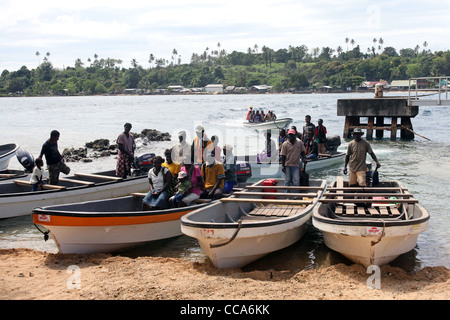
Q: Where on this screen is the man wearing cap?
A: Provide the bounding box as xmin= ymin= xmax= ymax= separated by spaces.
xmin=191 ymin=125 xmax=213 ymax=165
xmin=343 ymin=128 xmax=381 ymax=187
xmin=116 ymin=123 xmax=135 ymax=178
xmin=280 ymin=129 xmax=307 ymax=189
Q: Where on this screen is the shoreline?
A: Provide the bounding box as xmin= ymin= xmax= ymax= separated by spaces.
xmin=0 ymin=248 xmax=448 ymax=300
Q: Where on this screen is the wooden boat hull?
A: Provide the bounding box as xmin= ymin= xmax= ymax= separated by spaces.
xmin=0 ymin=143 xmax=19 ymax=171
xmin=312 ymin=179 xmax=430 ymax=267
xmin=33 ymin=196 xmax=211 ymax=254
xmin=0 ymin=171 xmax=148 ymax=219
xmin=243 ymin=118 xmax=293 ymax=130
xmin=237 ymin=152 xmax=345 ymax=180
xmin=181 ymin=179 xmax=326 ymax=268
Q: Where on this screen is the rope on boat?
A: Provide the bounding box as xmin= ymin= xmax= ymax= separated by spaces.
xmin=210 ymin=220 xmax=243 ymax=249
xmin=34 ymin=223 xmax=50 ymax=241
xmin=370 ymin=220 xmax=386 ymax=246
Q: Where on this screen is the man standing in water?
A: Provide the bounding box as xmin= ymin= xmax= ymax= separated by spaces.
xmin=343 ymin=128 xmax=381 ymax=186
xmin=37 ymin=130 xmax=70 ymax=185
xmin=116 ymin=122 xmax=135 ymax=178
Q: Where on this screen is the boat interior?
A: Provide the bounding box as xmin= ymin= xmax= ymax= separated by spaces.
xmin=185 ymin=179 xmax=325 ymax=224
xmin=317 ymin=177 xmax=426 ymax=221
xmin=0 ymin=170 xmax=144 ymax=195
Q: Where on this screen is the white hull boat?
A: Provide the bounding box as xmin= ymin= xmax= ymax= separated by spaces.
xmin=0 ymin=143 xmax=19 ymax=171
xmin=181 ymin=178 xmax=326 ymax=268
xmin=238 ymin=152 xmax=345 ymax=180
xmin=33 ymin=195 xmax=213 ymax=254
xmin=0 ymin=170 xmax=149 ymax=219
xmin=243 ymin=118 xmax=293 ymax=130
xmin=312 ymin=177 xmax=430 ymax=267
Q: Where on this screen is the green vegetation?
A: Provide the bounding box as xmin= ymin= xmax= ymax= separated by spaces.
xmin=1 ymin=40 xmax=450 ymax=96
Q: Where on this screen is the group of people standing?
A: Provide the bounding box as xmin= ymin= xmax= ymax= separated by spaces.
xmin=246 ymin=106 xmax=277 ymax=123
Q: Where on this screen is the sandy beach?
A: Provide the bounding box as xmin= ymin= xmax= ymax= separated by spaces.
xmin=0 ymin=248 xmax=448 ymax=301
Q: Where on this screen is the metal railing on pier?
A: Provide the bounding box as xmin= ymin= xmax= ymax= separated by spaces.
xmin=408 ymin=76 xmax=449 ymax=106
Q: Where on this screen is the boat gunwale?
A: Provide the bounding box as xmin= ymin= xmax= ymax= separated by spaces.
xmin=0 ymin=173 xmax=147 ymax=199
xmin=181 ymin=179 xmax=326 ymax=230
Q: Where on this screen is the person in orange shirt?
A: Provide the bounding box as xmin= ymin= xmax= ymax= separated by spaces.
xmin=200 ymin=152 xmax=225 ymax=200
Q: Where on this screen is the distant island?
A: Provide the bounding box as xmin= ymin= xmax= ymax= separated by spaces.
xmin=1 ymin=40 xmax=449 ymax=96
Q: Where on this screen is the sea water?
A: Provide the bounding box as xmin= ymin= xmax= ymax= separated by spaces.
xmin=0 ymin=93 xmax=449 ymax=271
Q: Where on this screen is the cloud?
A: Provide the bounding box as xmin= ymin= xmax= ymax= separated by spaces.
xmin=0 ymin=0 xmax=449 ymax=70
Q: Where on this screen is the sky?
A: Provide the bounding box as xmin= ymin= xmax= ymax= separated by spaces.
xmin=1 ymin=0 xmax=449 ymax=71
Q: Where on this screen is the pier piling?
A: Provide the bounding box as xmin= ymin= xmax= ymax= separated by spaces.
xmin=337 ymin=98 xmax=418 ymax=140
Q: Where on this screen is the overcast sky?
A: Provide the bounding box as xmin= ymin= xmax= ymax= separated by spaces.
xmin=1 ymin=0 xmax=449 ymax=71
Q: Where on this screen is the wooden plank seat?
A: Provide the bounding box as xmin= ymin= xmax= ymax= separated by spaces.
xmin=59 ymin=177 xmax=95 ymax=186
xmin=234 ymin=191 xmax=318 ymax=198
xmin=13 ymin=179 xmax=66 ymax=190
xmin=74 ymin=173 xmax=123 ymax=181
xmin=249 ymin=205 xmax=303 ymax=217
xmin=221 ymin=198 xmax=313 ymax=205
xmin=335 ymin=204 xmax=402 ymax=217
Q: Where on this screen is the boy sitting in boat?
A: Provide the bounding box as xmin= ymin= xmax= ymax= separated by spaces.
xmin=30 ymin=158 xmax=45 ymax=192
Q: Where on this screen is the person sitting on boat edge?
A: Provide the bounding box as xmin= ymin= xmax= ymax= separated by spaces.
xmin=305 ymin=137 xmax=319 ymax=160
xmin=37 ymin=130 xmax=70 ymax=185
xmin=178 ymin=156 xmax=205 ymax=206
xmin=201 ymin=152 xmax=225 ymax=200
xmin=162 ymin=148 xmax=181 ymax=197
xmin=169 ymin=171 xmax=192 ymax=208
xmin=116 ymin=123 xmax=135 ymax=179
xmin=211 ymin=135 xmax=222 ymax=162
xmin=142 ymin=156 xmax=172 ymax=210
xmin=222 ymin=144 xmax=237 ymax=194
xmin=253 ymin=110 xmax=263 ymax=123
xmin=30 ymin=158 xmax=45 ymax=191
xmin=260 ymin=109 xmax=266 ymax=122
xmin=343 ymin=128 xmax=381 ymax=187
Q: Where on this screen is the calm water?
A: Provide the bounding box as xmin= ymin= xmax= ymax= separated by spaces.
xmin=1 ymin=93 xmax=449 ymax=272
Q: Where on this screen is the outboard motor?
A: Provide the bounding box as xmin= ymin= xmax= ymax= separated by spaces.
xmin=133 ymin=153 xmax=156 ymax=175
xmin=326 ymin=135 xmax=341 ymax=154
xmin=16 ymin=147 xmax=35 ymax=172
xmin=236 ymin=162 xmax=252 ymax=183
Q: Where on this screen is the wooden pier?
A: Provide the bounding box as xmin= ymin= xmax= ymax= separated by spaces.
xmin=337 ymin=97 xmax=419 ymax=140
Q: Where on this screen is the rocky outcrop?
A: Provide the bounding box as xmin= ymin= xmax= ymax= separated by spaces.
xmin=63 ymin=129 xmax=171 ymax=162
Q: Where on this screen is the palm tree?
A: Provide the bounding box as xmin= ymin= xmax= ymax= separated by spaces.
xmin=350 ymin=39 xmax=355 ymax=50
xmin=46 ymin=52 xmax=51 ymax=60
xmin=254 ymin=44 xmax=259 ymax=54
xmin=149 ymin=54 xmax=155 ymax=68
xmin=378 ymin=38 xmax=384 ymax=52
xmin=36 ymin=51 xmax=41 ymax=65
xmin=345 ymin=38 xmax=349 ymax=51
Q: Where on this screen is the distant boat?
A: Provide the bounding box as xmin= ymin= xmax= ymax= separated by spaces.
xmin=33 ymin=195 xmax=214 ymax=254
xmin=237 ymin=152 xmax=345 ymax=180
xmin=0 ymin=143 xmax=19 ymax=171
xmin=243 ymin=118 xmax=293 ymax=130
xmin=313 ymin=176 xmax=430 ymax=267
xmin=181 ymin=178 xmax=326 ymax=268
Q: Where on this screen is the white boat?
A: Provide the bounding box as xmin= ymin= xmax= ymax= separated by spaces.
xmin=243 ymin=117 xmax=293 ymax=130
xmin=0 ymin=143 xmax=19 ymax=171
xmin=181 ymin=178 xmax=326 ymax=268
xmin=33 ymin=195 xmax=213 ymax=254
xmin=238 ymin=152 xmax=345 ymax=180
xmin=0 ymin=170 xmax=149 ymax=219
xmin=312 ymin=176 xmax=430 ymax=267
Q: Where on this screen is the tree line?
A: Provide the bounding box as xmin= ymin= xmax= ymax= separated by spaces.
xmin=1 ymin=40 xmax=449 ymax=96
